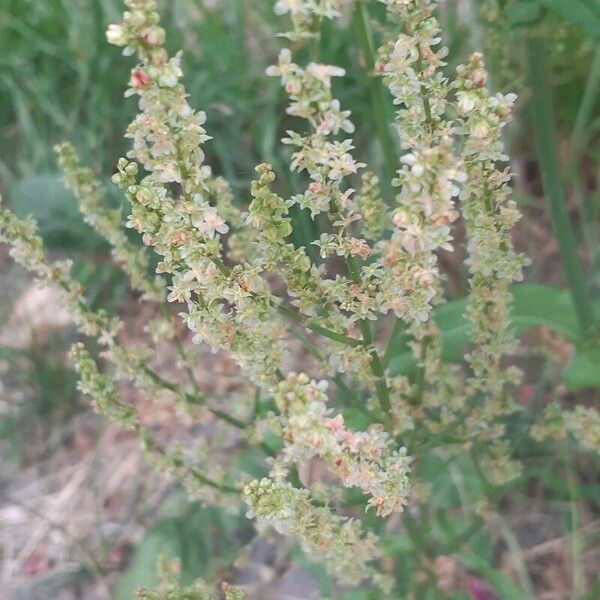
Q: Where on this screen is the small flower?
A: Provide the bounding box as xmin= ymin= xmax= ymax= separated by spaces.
xmin=130 ymin=69 xmax=150 ymax=88
xmin=196 ymin=206 xmax=229 ymax=238
xmin=348 ymin=237 xmax=371 ymax=259
xmin=274 ymin=0 xmax=311 ymax=17
xmin=266 ymin=48 xmax=294 ymax=78
xmin=106 ymin=24 xmax=126 ymax=46
xmin=157 ymin=161 xmax=182 ymax=183
xmin=306 ymin=62 xmax=345 ymax=86
xmin=471 ymin=68 xmax=488 ymax=88
xmin=457 ymin=91 xmax=477 ymax=115
xmin=327 ymin=413 xmax=345 ymax=433
xmin=491 ymin=92 xmax=518 ymax=118
xmin=470 ymin=119 xmax=491 ymax=140
xmin=142 ymin=27 xmax=165 ymax=47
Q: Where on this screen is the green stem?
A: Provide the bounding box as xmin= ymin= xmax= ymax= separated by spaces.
xmin=287 ymin=325 xmax=372 ymax=417
xmin=571 ymin=46 xmax=600 ymax=158
xmin=210 ymin=255 xmax=363 ymax=347
xmin=276 ymin=303 xmax=363 ymax=347
xmin=413 ymin=335 xmax=431 ymax=406
xmin=383 ymin=317 xmax=406 ymax=366
xmin=345 ymin=257 xmax=393 ymax=427
xmin=141 ymin=422 xmax=242 ymax=494
xmin=353 ymin=0 xmax=397 ymax=188
xmin=141 ymin=365 xmax=248 ymax=430
xmin=159 ymin=303 xmax=203 ymax=397
xmin=415 ymin=54 xmax=434 ymax=126
xmin=188 ymin=466 xmax=241 ymax=494
xmin=365 ymin=335 xmax=393 ymax=423
xmin=569 ymin=46 xmax=600 ymax=274
xmin=526 ymin=36 xmax=596 ymax=337
xmin=564 ymin=444 xmax=584 ymax=598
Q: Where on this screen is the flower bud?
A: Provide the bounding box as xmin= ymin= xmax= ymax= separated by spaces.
xmin=470 ymin=119 xmax=490 ymax=140
xmin=457 ymin=92 xmax=476 ymax=115
xmin=106 ymin=24 xmax=126 ymax=46
xmin=130 ymin=69 xmax=150 ymax=88
xmin=471 ymin=69 xmax=487 ymax=88
xmin=142 ymin=27 xmax=165 ymax=47
xmin=392 ymin=208 xmax=410 ymax=228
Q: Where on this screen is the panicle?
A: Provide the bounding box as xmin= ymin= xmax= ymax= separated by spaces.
xmin=243 ymin=477 xmax=389 ymax=588
xmin=271 ymin=372 xmax=411 ymax=516
xmin=1 ymin=0 xmax=595 ymax=594
xmin=108 ymin=0 xmax=288 ymax=387
xmin=273 ymin=0 xmax=351 ymax=40
xmin=55 ymin=142 xmax=165 ymax=302
xmin=135 ymin=554 xmax=246 ymax=599
xmin=375 ymin=0 xmax=461 ymax=326
xmin=454 ymin=53 xmax=527 ymax=417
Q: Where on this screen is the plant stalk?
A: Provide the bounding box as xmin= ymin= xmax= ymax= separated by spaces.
xmin=345 ymin=256 xmax=393 ymax=427
xmin=353 ymin=0 xmax=397 ymax=188
xmin=526 ymin=35 xmax=596 ymax=337
xmin=569 ymin=46 xmax=600 ymax=275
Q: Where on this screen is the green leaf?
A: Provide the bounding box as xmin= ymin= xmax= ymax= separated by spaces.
xmin=563 ymin=345 xmax=600 ymax=390
xmin=114 ymin=518 xmax=194 ymax=600
xmin=539 ymin=0 xmax=600 ymax=40
xmin=8 ymin=173 xmax=105 ymax=251
xmin=507 ymin=1 xmax=543 ymax=27
xmin=114 ymin=503 xmax=239 ymax=600
xmin=510 ymin=284 xmax=581 ymax=340
xmin=387 ymin=284 xmax=584 ymax=378
xmin=417 ymin=453 xmax=485 ymax=509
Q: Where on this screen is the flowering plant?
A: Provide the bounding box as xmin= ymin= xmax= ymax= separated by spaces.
xmin=1 ymin=0 xmax=598 ymax=596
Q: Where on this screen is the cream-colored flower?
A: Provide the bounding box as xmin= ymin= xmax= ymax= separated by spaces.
xmin=306 ymin=62 xmax=345 ymax=85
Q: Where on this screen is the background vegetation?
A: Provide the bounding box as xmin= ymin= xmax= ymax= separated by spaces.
xmin=1 ymin=0 xmax=599 ymax=598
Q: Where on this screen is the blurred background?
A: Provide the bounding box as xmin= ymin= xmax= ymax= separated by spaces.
xmin=0 ymin=0 xmax=599 ymax=598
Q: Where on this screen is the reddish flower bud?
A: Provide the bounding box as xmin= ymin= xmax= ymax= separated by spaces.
xmin=130 ymin=69 xmax=150 ymax=88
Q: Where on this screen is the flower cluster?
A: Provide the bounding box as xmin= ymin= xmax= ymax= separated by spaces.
xmin=274 ymin=0 xmax=351 ymax=40
xmin=266 ymin=47 xmax=366 ymax=253
xmin=264 ymin=30 xmax=389 ymax=391
xmin=454 ymin=52 xmax=526 ymax=415
xmin=107 ymin=0 xmax=290 ymax=387
xmin=56 ymin=142 xmax=165 ymax=302
xmin=243 ymin=478 xmax=388 ymax=588
xmin=354 ymin=171 xmax=389 ymax=241
xmin=246 ymin=163 xmax=328 ymax=320
xmin=135 ymin=556 xmax=245 ymax=600
xmin=268 ymin=50 xmax=361 ymax=187
xmin=532 ymin=402 xmax=600 ymax=452
xmin=373 ymin=0 xmax=461 ymax=328
xmin=0 ymin=198 xmax=117 ymax=338
xmin=71 ymin=342 xmax=138 ymax=430
xmin=271 ymin=373 xmax=410 ymax=516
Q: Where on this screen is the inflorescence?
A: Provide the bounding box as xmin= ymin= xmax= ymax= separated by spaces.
xmin=1 ymin=0 xmax=597 ymax=594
